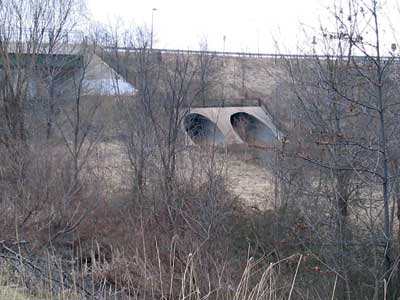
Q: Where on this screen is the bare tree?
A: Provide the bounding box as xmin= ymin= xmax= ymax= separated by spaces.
xmin=278 ymin=0 xmax=400 ymax=298
xmin=0 ymin=0 xmax=105 ymax=249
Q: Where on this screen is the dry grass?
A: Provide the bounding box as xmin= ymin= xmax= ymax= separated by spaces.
xmin=0 ymin=247 xmax=308 ymax=300
xmin=0 ymin=266 xmax=40 ymax=300
xmin=93 ymin=142 xmax=275 ymax=210
xmin=0 ymin=282 xmax=38 ymax=300
xmin=225 ymin=157 xmax=274 ymax=210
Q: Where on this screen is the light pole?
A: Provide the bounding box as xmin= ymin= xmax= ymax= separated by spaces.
xmin=223 ymin=35 xmax=226 ymax=53
xmin=150 ymin=8 xmax=157 ymax=49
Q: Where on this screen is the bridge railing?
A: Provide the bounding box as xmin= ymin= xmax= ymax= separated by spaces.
xmin=3 ymin=27 xmax=399 ymax=62
xmin=191 ymin=99 xmax=262 ymax=108
xmin=0 ymin=27 xmax=86 ymax=45
xmin=101 ymin=46 xmax=400 ymax=61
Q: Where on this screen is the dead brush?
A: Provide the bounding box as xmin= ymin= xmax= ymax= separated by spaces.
xmin=1 ymin=229 xmax=345 ymax=300
xmin=74 ymin=234 xmax=308 ymax=300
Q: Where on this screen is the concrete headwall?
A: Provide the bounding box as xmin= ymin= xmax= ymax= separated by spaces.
xmin=185 ymin=106 xmax=280 ymax=146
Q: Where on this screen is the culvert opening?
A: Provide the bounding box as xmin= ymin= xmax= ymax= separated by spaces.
xmin=230 ymin=112 xmax=275 ymax=147
xmin=184 ymin=113 xmax=225 ymax=145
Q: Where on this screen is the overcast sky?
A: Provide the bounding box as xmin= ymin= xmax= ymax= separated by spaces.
xmin=88 ymin=0 xmax=400 ymax=54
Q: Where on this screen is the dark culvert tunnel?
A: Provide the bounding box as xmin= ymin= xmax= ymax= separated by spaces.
xmin=230 ymin=112 xmax=276 ymax=148
xmin=184 ymin=113 xmax=225 ymax=145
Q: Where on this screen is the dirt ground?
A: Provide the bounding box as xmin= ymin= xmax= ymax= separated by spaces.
xmin=93 ymin=143 xmax=275 ymax=210
xmin=225 ymin=156 xmax=274 ymax=210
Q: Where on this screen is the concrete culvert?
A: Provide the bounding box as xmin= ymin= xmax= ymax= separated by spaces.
xmin=184 ymin=113 xmax=225 ymax=145
xmin=230 ymin=112 xmax=275 ymax=148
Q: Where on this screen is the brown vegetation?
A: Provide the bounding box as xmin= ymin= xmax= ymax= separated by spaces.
xmin=1 ymin=0 xmax=400 ymax=299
